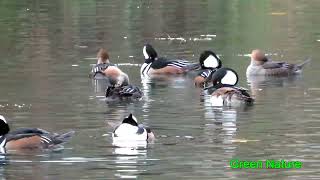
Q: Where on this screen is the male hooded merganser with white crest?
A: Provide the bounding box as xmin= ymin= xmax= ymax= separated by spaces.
xmin=90 ymin=48 xmax=129 ymax=87
xmin=140 ymin=44 xmax=200 ymax=76
xmin=112 ymin=114 xmax=154 ymax=143
xmin=0 ymin=115 xmax=74 ymax=153
xmin=194 ymin=50 xmax=222 ymax=87
xmin=105 ymin=84 xmax=143 ymax=102
xmin=205 ymin=68 xmax=254 ymax=106
xmin=246 ymin=49 xmax=311 ymax=76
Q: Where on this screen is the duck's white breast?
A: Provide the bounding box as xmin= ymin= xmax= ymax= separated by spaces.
xmin=210 ymin=95 xmax=224 ymax=106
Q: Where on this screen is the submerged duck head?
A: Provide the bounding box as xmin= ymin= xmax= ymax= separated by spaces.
xmin=251 ymin=49 xmax=268 ymax=65
xmin=143 ymin=44 xmax=158 ymax=63
xmin=0 ymin=115 xmax=10 ymax=136
xmin=211 ymin=67 xmax=239 ymax=87
xmin=199 ymin=50 xmax=222 ymax=69
xmin=113 ymin=114 xmax=155 ymax=142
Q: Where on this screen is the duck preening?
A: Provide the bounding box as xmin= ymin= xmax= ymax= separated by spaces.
xmin=246 ymin=49 xmax=311 ymax=76
xmin=90 ymin=48 xmax=129 ymax=87
xmin=194 ymin=50 xmax=222 ymax=87
xmin=105 ymin=84 xmax=143 ymax=102
xmin=112 ymin=114 xmax=154 ymax=142
xmin=205 ymin=68 xmax=254 ymax=106
xmin=140 ymin=44 xmax=200 ymax=76
xmin=0 ymin=115 xmax=74 ymax=153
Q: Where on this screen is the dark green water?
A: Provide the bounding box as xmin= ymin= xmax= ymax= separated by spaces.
xmin=0 ymin=0 xmax=320 ymax=179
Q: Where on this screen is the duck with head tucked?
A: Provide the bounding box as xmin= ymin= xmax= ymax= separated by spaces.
xmin=112 ymin=114 xmax=155 ymax=143
xmin=0 ymin=115 xmax=74 ymax=153
xmin=140 ymin=44 xmax=200 ymax=76
xmin=246 ymin=49 xmax=311 ymax=76
xmin=105 ymin=85 xmax=143 ymax=102
xmin=90 ymin=48 xmax=129 ymax=87
xmin=205 ymin=67 xmax=254 ymax=107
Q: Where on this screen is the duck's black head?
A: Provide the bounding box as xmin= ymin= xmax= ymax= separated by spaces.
xmin=0 ymin=115 xmax=10 ymax=136
xmin=199 ymin=50 xmax=222 ymax=69
xmin=122 ymin=113 xmax=138 ymax=126
xmin=211 ymin=67 xmax=239 ymax=87
xmin=143 ymin=44 xmax=158 ymax=63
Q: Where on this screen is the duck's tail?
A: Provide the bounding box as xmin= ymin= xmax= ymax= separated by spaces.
xmin=52 ymin=131 xmax=75 ymax=145
xmin=296 ymin=58 xmax=311 ymax=70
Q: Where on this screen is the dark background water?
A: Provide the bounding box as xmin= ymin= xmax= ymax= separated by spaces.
xmin=0 ymin=0 xmax=320 ymax=179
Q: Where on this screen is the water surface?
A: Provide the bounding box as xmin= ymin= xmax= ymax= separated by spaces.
xmin=0 ymin=0 xmax=320 ymax=179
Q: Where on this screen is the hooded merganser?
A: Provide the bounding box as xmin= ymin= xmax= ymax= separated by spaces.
xmin=246 ymin=49 xmax=311 ymax=76
xmin=105 ymin=85 xmax=143 ymax=102
xmin=194 ymin=50 xmax=222 ymax=87
xmin=206 ymin=68 xmax=254 ymax=106
xmin=90 ymin=48 xmax=129 ymax=87
xmin=112 ymin=114 xmax=154 ymax=142
xmin=140 ymin=44 xmax=200 ymax=76
xmin=0 ymin=115 xmax=74 ymax=153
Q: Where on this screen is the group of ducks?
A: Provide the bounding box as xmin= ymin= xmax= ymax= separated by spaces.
xmin=0 ymin=44 xmax=310 ymax=152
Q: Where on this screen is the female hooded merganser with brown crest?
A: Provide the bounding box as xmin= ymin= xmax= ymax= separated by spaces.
xmin=112 ymin=114 xmax=155 ymax=143
xmin=90 ymin=48 xmax=129 ymax=87
xmin=105 ymin=84 xmax=143 ymax=102
xmin=0 ymin=115 xmax=74 ymax=153
xmin=205 ymin=68 xmax=254 ymax=106
xmin=140 ymin=44 xmax=200 ymax=76
xmin=194 ymin=50 xmax=222 ymax=87
xmin=246 ymin=49 xmax=311 ymax=76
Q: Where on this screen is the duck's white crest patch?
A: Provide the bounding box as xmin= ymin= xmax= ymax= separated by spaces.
xmin=143 ymin=46 xmax=149 ymax=60
xmin=203 ymin=55 xmax=219 ymax=68
xmin=0 ymin=115 xmax=7 ymax=123
xmin=131 ymin=115 xmax=137 ymax=123
xmin=221 ymin=70 xmax=238 ymax=85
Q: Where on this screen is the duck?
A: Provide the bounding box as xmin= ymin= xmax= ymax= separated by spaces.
xmin=205 ymin=67 xmax=254 ymax=106
xmin=140 ymin=44 xmax=200 ymax=76
xmin=112 ymin=114 xmax=154 ymax=142
xmin=246 ymin=49 xmax=311 ymax=76
xmin=105 ymin=84 xmax=143 ymax=102
xmin=194 ymin=50 xmax=222 ymax=87
xmin=89 ymin=48 xmax=129 ymax=87
xmin=0 ymin=115 xmax=74 ymax=153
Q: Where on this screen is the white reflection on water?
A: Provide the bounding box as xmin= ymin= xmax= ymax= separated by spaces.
xmin=112 ymin=139 xmax=148 ymax=179
xmin=203 ymin=95 xmax=238 ymax=145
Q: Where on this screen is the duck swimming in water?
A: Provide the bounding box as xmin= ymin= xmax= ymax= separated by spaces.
xmin=90 ymin=48 xmax=129 ymax=87
xmin=112 ymin=114 xmax=154 ymax=142
xmin=246 ymin=49 xmax=311 ymax=76
xmin=194 ymin=50 xmax=222 ymax=87
xmin=140 ymin=44 xmax=200 ymax=76
xmin=206 ymin=68 xmax=254 ymax=106
xmin=105 ymin=84 xmax=143 ymax=102
xmin=0 ymin=115 xmax=74 ymax=153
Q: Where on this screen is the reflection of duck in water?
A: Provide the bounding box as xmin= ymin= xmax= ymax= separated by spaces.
xmin=194 ymin=50 xmax=222 ymax=87
xmin=247 ymin=49 xmax=310 ymax=76
xmin=140 ymin=44 xmax=199 ymax=77
xmin=0 ymin=115 xmax=74 ymax=153
xmin=105 ymin=85 xmax=143 ymax=102
xmin=89 ymin=48 xmax=129 ymax=87
xmin=205 ymin=68 xmax=254 ymax=107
